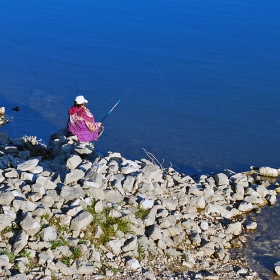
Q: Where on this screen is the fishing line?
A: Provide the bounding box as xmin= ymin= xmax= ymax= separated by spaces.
xmin=154 ymin=61 xmax=173 ymax=103
xmin=101 ymin=79 xmax=139 ymax=123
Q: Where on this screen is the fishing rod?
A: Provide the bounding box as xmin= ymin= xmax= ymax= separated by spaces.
xmin=101 ymin=79 xmax=139 ymax=123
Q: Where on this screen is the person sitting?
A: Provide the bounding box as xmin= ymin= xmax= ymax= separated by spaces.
xmin=67 ymin=95 xmax=104 ymax=142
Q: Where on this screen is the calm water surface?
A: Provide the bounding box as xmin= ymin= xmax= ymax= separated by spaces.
xmin=1 ymin=0 xmax=280 ymax=276
xmin=1 ymin=0 xmax=280 ymax=175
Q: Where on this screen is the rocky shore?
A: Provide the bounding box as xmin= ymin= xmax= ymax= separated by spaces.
xmin=0 ymin=128 xmax=279 ymax=280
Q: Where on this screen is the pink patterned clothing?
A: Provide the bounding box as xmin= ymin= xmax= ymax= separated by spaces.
xmin=67 ymin=106 xmax=101 ymax=142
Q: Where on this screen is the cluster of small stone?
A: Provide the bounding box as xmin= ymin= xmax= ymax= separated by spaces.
xmin=0 ymin=129 xmax=279 ymax=280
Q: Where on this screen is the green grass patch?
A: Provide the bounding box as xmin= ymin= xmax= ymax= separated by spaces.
xmin=135 ymin=208 xmax=150 ymax=220
xmin=71 ymin=247 xmax=82 ymax=260
xmin=50 ymin=237 xmax=69 ymax=249
xmin=85 ymin=201 xmax=133 ymax=247
xmin=49 ymin=216 xmax=70 ymax=234
xmin=61 ymin=255 xmax=72 ymax=266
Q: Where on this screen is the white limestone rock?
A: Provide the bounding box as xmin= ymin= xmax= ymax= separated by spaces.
xmin=13 ymin=198 xmax=37 ymax=212
xmin=122 ymin=236 xmax=138 ymax=252
xmin=238 ymin=201 xmax=254 ymax=212
xmin=245 ymin=222 xmax=257 ymax=230
xmin=40 ymin=226 xmax=58 ymax=241
xmin=20 ymin=215 xmax=41 ymax=237
xmin=66 ymin=155 xmax=82 ymax=170
xmin=0 ymin=191 xmax=14 ymax=205
xmin=105 ymin=239 xmax=125 ymax=255
xmin=0 ymin=214 xmax=15 ymax=231
xmin=77 ymin=261 xmax=95 ymax=274
xmin=226 ymin=221 xmax=242 ymax=235
xmin=104 ymin=190 xmax=124 ymax=203
xmin=17 ymin=159 xmax=39 ymax=171
xmin=70 ymin=211 xmax=93 ymax=232
xmin=140 ymin=198 xmax=154 ymax=210
xmin=64 ymin=169 xmax=85 ymax=185
xmin=0 ymin=254 xmax=10 ymax=268
xmin=56 ymin=260 xmax=77 ymax=275
xmin=214 ymin=173 xmax=229 ymax=186
xmin=125 ymin=258 xmax=141 ymax=270
xmin=259 ymin=166 xmax=278 ymax=177
xmin=121 ymin=160 xmax=139 ymax=174
xmin=142 ymin=164 xmax=162 ymax=181
xmin=274 ymin=262 xmax=280 ymax=275
xmin=146 ymin=225 xmax=162 ymax=241
xmin=60 ymin=185 xmax=83 ymax=200
xmin=123 ymin=176 xmax=135 ymax=193
xmin=36 ymin=176 xmax=57 ymax=190
xmin=12 ymin=230 xmax=29 ymax=255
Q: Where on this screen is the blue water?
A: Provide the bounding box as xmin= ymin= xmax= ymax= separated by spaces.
xmin=0 ymin=0 xmax=280 ymax=175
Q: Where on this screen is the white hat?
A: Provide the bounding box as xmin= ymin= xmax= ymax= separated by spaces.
xmin=75 ymin=95 xmax=88 ymax=104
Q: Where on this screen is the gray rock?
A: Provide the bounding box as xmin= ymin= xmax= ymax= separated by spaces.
xmin=40 ymin=226 xmax=58 ymax=241
xmin=0 ymin=254 xmax=10 ymax=267
xmin=5 ymin=169 xmax=19 ymax=178
xmin=121 ymin=160 xmax=139 ymax=174
xmin=85 ymin=187 xmax=105 ymax=200
xmin=66 ymin=155 xmax=82 ymax=170
xmin=160 ymin=198 xmax=177 ymax=211
xmin=238 ymin=201 xmax=254 ymax=212
xmin=0 ymin=191 xmax=14 ymax=205
xmin=105 ymin=239 xmax=124 ymax=255
xmin=64 ymin=169 xmax=85 ymax=185
xmin=104 ymin=190 xmax=124 ymax=203
xmin=9 ymin=274 xmax=27 ymax=280
xmin=144 ymin=207 xmax=158 ymax=227
xmin=274 ymin=262 xmax=280 ymax=275
xmin=201 ymin=241 xmax=215 ymax=256
xmin=0 ymin=214 xmax=15 ymax=231
xmin=20 ymin=215 xmax=41 ymax=236
xmin=214 ymin=173 xmax=229 ymax=186
xmin=146 ymin=225 xmax=162 ymax=241
xmin=36 ymin=176 xmax=57 ymax=190
xmin=245 ymin=222 xmax=257 ymax=230
xmin=12 ymin=230 xmax=28 ymax=255
xmin=60 ymin=185 xmax=83 ymax=200
xmin=265 ymin=194 xmax=277 ymax=205
xmin=70 ymin=211 xmax=93 ymax=232
xmin=122 ymin=236 xmax=138 ymax=252
xmin=123 ymin=176 xmax=135 ymax=193
xmin=38 ymin=253 xmax=50 ymax=265
xmin=13 ymin=198 xmax=37 ymax=212
xmin=125 ymin=258 xmax=141 ymax=270
xmin=77 ymin=261 xmax=95 ymax=274
xmin=226 ymin=221 xmax=242 ymax=235
xmin=142 ymin=164 xmax=162 ymax=181
xmin=56 ymin=260 xmax=77 ymax=275
xmin=17 ymin=159 xmax=39 ymax=171
xmin=259 ymin=166 xmax=278 ymax=177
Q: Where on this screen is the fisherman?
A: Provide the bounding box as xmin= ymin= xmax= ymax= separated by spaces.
xmin=67 ymin=95 xmax=104 ymax=142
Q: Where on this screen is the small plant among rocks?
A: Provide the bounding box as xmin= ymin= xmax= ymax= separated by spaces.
xmin=85 ymin=201 xmax=133 ymax=247
xmin=61 ymin=247 xmax=82 ymax=266
xmin=0 ymin=249 xmax=15 ymax=263
xmin=135 ymin=207 xmax=150 ymax=220
xmin=50 ymin=237 xmax=69 ymax=250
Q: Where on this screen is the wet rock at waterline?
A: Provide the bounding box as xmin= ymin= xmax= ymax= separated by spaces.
xmin=0 ymin=129 xmax=278 ymax=279
xmin=0 ymin=106 xmax=9 ymax=126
